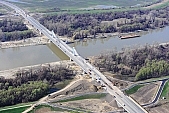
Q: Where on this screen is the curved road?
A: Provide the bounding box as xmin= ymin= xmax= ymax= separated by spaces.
xmin=142 ymin=78 xmax=169 ymax=107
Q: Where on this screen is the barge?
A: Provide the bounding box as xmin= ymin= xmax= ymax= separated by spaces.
xmin=119 ymin=34 xmax=140 ymax=39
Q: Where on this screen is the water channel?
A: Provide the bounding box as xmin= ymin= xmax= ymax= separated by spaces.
xmin=0 ymin=26 xmax=169 ymax=70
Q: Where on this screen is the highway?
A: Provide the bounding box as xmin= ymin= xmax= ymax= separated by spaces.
xmin=0 ymin=1 xmax=148 ymax=113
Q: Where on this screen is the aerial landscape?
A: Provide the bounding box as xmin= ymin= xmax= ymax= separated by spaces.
xmin=0 ymin=0 xmax=169 ymax=113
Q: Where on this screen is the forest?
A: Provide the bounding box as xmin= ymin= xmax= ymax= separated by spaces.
xmin=93 ymin=43 xmax=169 ymax=81
xmin=0 ymin=19 xmax=27 ymax=32
xmin=39 ymin=6 xmax=169 ymax=39
xmin=136 ymin=60 xmax=169 ymax=81
xmin=0 ymin=66 xmax=75 ymax=107
xmin=0 ymin=19 xmax=35 ymax=42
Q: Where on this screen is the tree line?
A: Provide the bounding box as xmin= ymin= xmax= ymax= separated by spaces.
xmin=136 ymin=60 xmax=169 ymax=81
xmin=93 ymin=44 xmax=169 ymax=81
xmin=0 ymin=19 xmax=28 ymax=32
xmin=0 ymin=19 xmax=35 ymax=42
xmin=0 ymin=30 xmax=34 ymax=41
xmin=0 ymin=81 xmax=48 ymax=107
xmin=0 ymin=66 xmax=75 ymax=107
xmin=39 ymin=6 xmax=169 ymax=39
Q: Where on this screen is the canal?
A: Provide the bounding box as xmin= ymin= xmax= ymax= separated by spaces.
xmin=0 ymin=26 xmax=169 ymax=70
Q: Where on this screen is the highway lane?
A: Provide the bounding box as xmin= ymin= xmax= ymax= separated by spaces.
xmin=0 ymin=1 xmax=148 ymax=113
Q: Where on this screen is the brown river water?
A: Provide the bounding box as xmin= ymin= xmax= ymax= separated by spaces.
xmin=0 ymin=27 xmax=169 ymax=70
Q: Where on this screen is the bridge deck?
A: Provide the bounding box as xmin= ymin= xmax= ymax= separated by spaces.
xmin=0 ymin=1 xmax=147 ymax=113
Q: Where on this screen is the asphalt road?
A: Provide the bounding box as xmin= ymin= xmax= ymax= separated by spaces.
xmin=142 ymin=78 xmax=169 ymax=107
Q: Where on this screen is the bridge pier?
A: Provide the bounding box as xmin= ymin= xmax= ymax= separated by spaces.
xmin=39 ymin=31 xmax=42 ymax=36
xmin=69 ymin=58 xmax=73 ymax=61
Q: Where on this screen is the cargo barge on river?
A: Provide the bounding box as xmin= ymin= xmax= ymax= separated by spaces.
xmin=119 ymin=34 xmax=140 ymax=39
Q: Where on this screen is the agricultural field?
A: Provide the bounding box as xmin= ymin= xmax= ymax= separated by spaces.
xmin=6 ymin=0 xmax=158 ymax=11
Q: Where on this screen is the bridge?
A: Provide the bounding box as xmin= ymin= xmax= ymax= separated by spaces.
xmin=0 ymin=1 xmax=148 ymax=113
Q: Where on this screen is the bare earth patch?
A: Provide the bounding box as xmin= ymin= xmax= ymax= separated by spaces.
xmin=35 ymin=107 xmax=69 ymax=113
xmin=149 ymin=101 xmax=169 ymax=113
xmin=35 ymin=107 xmax=52 ymax=113
xmin=57 ymin=99 xmax=118 ymax=113
xmin=130 ymin=82 xmax=160 ymax=105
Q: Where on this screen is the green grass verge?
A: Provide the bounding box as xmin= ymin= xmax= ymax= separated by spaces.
xmin=0 ymin=106 xmax=29 ymax=113
xmin=125 ymin=85 xmax=144 ymax=95
xmin=0 ymin=102 xmax=34 ymax=111
xmin=57 ymin=93 xmax=107 ymax=103
xmin=161 ymin=80 xmax=169 ymax=99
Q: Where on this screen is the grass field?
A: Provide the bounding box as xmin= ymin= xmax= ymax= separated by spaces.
xmin=7 ymin=0 xmax=158 ymax=11
xmin=0 ymin=106 xmax=29 ymax=113
xmin=0 ymin=102 xmax=34 ymax=111
xmin=57 ymin=93 xmax=107 ymax=103
xmin=125 ymin=85 xmax=144 ymax=95
xmin=161 ymin=80 xmax=169 ymax=99
xmin=0 ymin=102 xmax=34 ymax=113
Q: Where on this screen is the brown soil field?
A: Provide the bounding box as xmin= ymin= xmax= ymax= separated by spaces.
xmin=148 ymin=101 xmax=169 ymax=113
xmin=35 ymin=107 xmax=69 ymax=113
xmin=130 ymin=82 xmax=160 ymax=105
xmin=56 ymin=99 xmax=118 ymax=113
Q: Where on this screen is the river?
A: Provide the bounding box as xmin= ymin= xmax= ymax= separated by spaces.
xmin=0 ymin=27 xmax=169 ymax=70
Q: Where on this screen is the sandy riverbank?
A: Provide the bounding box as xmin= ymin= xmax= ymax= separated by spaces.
xmin=0 ymin=60 xmax=81 ymax=79
xmin=0 ymin=36 xmax=49 ymax=49
xmin=0 ymin=32 xmax=120 ymax=49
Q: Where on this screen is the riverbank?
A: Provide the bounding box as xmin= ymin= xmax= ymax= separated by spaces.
xmin=0 ymin=28 xmax=160 ymax=50
xmin=0 ymin=60 xmax=81 ymax=79
xmin=0 ymin=36 xmax=49 ymax=49
xmin=0 ymin=31 xmax=119 ymax=49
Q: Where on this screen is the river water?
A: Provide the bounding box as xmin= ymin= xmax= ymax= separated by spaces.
xmin=0 ymin=27 xmax=169 ymax=70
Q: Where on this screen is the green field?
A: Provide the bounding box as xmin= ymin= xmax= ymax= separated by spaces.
xmin=161 ymin=80 xmax=169 ymax=99
xmin=125 ymin=85 xmax=144 ymax=95
xmin=0 ymin=106 xmax=29 ymax=113
xmin=8 ymin=0 xmax=158 ymax=11
xmin=0 ymin=102 xmax=34 ymax=111
xmin=0 ymin=102 xmax=34 ymax=113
